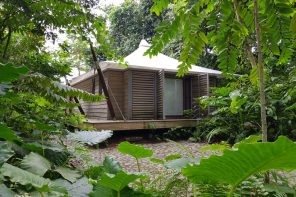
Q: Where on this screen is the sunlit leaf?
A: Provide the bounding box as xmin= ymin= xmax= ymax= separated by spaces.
xmin=117 ymin=142 xmax=153 ymax=159
xmin=183 ymin=136 xmax=296 ymax=189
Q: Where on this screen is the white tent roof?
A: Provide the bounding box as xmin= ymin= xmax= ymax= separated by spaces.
xmin=70 ymin=40 xmax=221 ymax=85
xmin=123 ymin=40 xmax=221 ymax=75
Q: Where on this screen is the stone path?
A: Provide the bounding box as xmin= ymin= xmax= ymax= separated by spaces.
xmin=90 ymin=141 xmax=210 ymax=174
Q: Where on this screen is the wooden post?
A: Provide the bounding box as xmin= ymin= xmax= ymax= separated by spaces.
xmin=89 ymin=43 xmax=116 ymax=119
xmin=65 ymin=79 xmax=85 ymax=115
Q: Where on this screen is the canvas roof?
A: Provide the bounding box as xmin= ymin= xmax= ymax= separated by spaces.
xmin=70 ymin=40 xmax=222 ymax=85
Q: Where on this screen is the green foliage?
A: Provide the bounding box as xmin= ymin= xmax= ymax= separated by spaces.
xmin=183 ymin=136 xmax=296 ymax=193
xmin=200 ymin=143 xmax=230 ymax=152
xmin=55 ymin=177 xmax=93 ymax=197
xmin=69 ymin=130 xmax=113 ymax=146
xmin=0 ymin=142 xmax=14 ymax=166
xmin=0 ymin=183 xmax=16 ymax=197
xmin=117 ymin=141 xmax=153 ymax=159
xmin=97 ymin=171 xmax=144 ymax=192
xmin=108 ymin=0 xmax=164 ymax=57
xmin=20 ymin=152 xmax=51 ymax=176
xmin=0 ymin=124 xmax=22 ymax=143
xmin=102 ymin=156 xmax=123 ymax=175
xmin=163 ymin=127 xmax=196 ymax=140
xmin=0 ymin=163 xmax=67 ymax=194
xmin=0 ymin=63 xmax=29 ymax=83
xmin=147 ymin=0 xmax=296 ymax=76
xmin=55 ymin=167 xmax=81 ymax=183
xmin=193 ymin=62 xmax=296 ymax=143
xmin=164 ymin=157 xmax=200 ymax=170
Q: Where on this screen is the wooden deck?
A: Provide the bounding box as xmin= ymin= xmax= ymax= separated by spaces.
xmin=85 ymin=119 xmax=200 ymax=131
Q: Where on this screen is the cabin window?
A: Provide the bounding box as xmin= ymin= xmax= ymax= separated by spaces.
xmin=164 ymin=78 xmax=183 ymax=116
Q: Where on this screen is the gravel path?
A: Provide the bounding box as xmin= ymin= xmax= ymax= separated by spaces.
xmin=90 ymin=141 xmax=210 ymax=174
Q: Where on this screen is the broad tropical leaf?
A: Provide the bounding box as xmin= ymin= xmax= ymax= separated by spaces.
xmin=200 ymin=144 xmax=230 ymax=152
xmin=20 ymin=152 xmax=51 ymax=176
xmin=55 ymin=177 xmax=93 ymax=197
xmin=117 ymin=142 xmax=153 ymax=159
xmin=0 ymin=63 xmax=29 ymax=83
xmin=0 ymin=183 xmax=16 ymax=197
xmin=234 ymin=135 xmax=261 ymax=148
xmin=68 ymin=130 xmax=113 ymax=146
xmin=97 ymin=171 xmax=144 ymax=192
xmin=0 ymin=124 xmax=22 ymax=142
xmin=89 ymin=184 xmax=116 ymax=197
xmin=0 ymin=142 xmax=14 ymax=166
xmin=0 ymin=163 xmax=51 ymax=191
xmin=183 ymin=136 xmax=296 ymax=189
xmin=164 ymin=157 xmax=200 ymax=170
xmin=102 ymin=156 xmax=122 ymax=174
xmin=164 ymin=154 xmax=182 ymax=161
xmin=55 ymin=167 xmax=81 ymax=183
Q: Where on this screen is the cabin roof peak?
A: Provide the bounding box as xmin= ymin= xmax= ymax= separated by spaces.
xmin=139 ymin=39 xmax=151 ymax=48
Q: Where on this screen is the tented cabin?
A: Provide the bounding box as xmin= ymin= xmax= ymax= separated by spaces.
xmin=70 ymin=40 xmax=222 ymax=130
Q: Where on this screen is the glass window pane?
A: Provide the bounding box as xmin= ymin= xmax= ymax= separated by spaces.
xmin=164 ymin=78 xmax=183 ymax=116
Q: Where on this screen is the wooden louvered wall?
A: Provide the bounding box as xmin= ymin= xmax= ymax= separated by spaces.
xmin=191 ymin=74 xmax=210 ymax=117
xmin=105 ymin=70 xmax=125 ymax=120
xmin=71 ymin=74 xmax=108 ymax=120
xmin=131 ymin=70 xmax=157 ymax=120
xmin=157 ymin=70 xmax=164 ymax=119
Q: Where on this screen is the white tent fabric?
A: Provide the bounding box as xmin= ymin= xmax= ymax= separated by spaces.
xmin=70 ymin=40 xmax=221 ymax=85
xmin=123 ymin=39 xmax=221 ymax=75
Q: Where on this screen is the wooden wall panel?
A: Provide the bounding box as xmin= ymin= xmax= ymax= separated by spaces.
xmin=71 ymin=74 xmax=108 ymax=120
xmin=191 ymin=74 xmax=209 ymax=117
xmin=183 ymin=77 xmax=192 ymax=110
xmin=131 ymin=70 xmax=157 ymax=120
xmin=105 ymin=70 xmax=124 ymax=120
xmin=157 ymin=70 xmax=164 ymax=119
xmin=123 ymin=71 xmax=129 ymax=119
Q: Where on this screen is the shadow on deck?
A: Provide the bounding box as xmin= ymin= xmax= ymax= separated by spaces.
xmin=85 ymin=119 xmax=200 ymax=131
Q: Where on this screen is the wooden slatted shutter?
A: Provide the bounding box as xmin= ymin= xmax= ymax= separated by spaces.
xmin=157 ymin=69 xmax=165 ymax=119
xmin=131 ymin=70 xmax=157 ymax=120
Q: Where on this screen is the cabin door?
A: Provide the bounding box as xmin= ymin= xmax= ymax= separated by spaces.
xmin=164 ymin=78 xmax=183 ymax=117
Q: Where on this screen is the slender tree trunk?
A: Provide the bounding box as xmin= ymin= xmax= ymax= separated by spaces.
xmin=89 ymin=42 xmax=116 ymax=119
xmin=2 ymin=27 xmax=12 ymax=59
xmin=254 ymin=0 xmax=268 ymax=142
xmin=233 ymin=0 xmax=257 ymax=68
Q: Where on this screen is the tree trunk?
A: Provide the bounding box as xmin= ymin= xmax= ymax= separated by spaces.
xmin=2 ymin=27 xmax=12 ymax=59
xmin=89 ymin=43 xmax=116 ymax=119
xmin=254 ymin=0 xmax=268 ymax=142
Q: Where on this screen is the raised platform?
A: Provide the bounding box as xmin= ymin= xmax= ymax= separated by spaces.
xmin=85 ymin=119 xmax=200 ymax=131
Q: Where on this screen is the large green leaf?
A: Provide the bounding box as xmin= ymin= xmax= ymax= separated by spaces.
xmin=97 ymin=171 xmax=143 ymax=192
xmin=0 ymin=63 xmax=29 ymax=83
xmin=0 ymin=163 xmax=51 ymax=191
xmin=164 ymin=157 xmax=200 ymax=170
xmin=117 ymin=142 xmax=153 ymax=159
xmin=183 ymin=136 xmax=296 ymax=189
xmin=55 ymin=167 xmax=81 ymax=183
xmin=0 ymin=124 xmax=22 ymax=142
xmin=0 ymin=183 xmax=16 ymax=197
xmin=20 ymin=152 xmax=51 ymax=176
xmin=55 ymin=177 xmax=93 ymax=197
xmin=69 ymin=131 xmax=113 ymax=146
xmin=0 ymin=163 xmax=67 ymax=194
xmin=0 ymin=142 xmax=14 ymax=166
xmin=102 ymin=156 xmax=122 ymax=174
xmin=89 ymin=184 xmax=116 ymax=197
